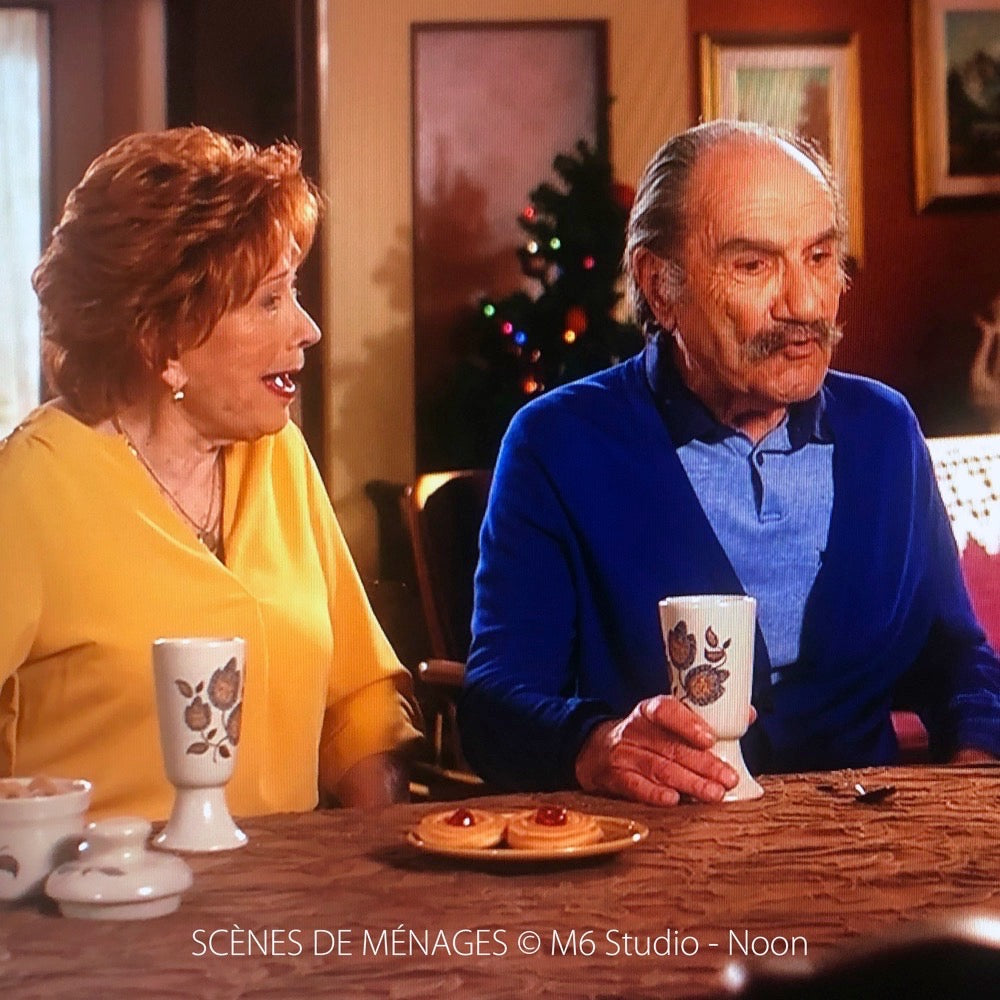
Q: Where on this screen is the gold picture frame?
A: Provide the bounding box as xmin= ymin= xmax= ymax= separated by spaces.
xmin=700 ymin=33 xmax=864 ymax=262
xmin=912 ymin=0 xmax=1000 ymax=209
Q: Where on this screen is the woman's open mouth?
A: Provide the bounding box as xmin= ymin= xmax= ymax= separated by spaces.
xmin=262 ymin=371 xmax=299 ymax=398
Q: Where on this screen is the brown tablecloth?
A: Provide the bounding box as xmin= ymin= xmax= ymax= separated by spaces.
xmin=2 ymin=765 xmax=1000 ymax=999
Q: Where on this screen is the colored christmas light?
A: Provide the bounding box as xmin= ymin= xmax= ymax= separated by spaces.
xmin=565 ymin=306 xmax=587 ymax=333
xmin=437 ymin=140 xmax=642 ymax=468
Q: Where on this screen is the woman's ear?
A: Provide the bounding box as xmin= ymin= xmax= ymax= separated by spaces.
xmin=161 ymin=357 xmax=188 ymax=400
xmin=632 ymin=246 xmax=677 ymax=332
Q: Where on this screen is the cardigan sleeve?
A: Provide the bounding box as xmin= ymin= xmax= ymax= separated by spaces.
xmin=458 ymin=410 xmax=616 ymax=790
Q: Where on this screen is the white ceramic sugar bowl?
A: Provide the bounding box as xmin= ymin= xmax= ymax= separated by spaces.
xmin=46 ymin=816 xmax=193 ymax=920
xmin=0 ymin=777 xmax=91 ymax=903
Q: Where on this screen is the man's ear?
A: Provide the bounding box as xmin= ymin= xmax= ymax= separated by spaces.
xmin=632 ymin=246 xmax=677 ymax=331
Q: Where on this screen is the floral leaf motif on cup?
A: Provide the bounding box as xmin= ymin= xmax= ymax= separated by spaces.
xmin=0 ymin=851 xmax=19 ymax=878
xmin=225 ymin=702 xmax=242 ymax=746
xmin=671 ymin=620 xmax=731 ymax=706
xmin=682 ymin=665 xmax=730 ymax=706
xmin=666 ymin=621 xmax=696 ymax=670
xmin=184 ymin=697 xmax=211 ymax=732
xmin=176 ymin=659 xmax=242 ymax=762
xmin=207 ymin=658 xmax=241 ymax=711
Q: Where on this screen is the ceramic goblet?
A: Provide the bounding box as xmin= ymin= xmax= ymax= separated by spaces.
xmin=658 ymin=595 xmax=764 ymax=801
xmin=151 ymin=637 xmax=248 ymax=852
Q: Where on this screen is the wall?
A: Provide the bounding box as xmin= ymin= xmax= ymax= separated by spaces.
xmin=165 ymin=0 xmax=296 ymax=146
xmin=40 ymin=0 xmax=165 ymax=221
xmin=688 ymin=0 xmax=1000 ymax=434
xmin=321 ymin=0 xmax=690 ymax=578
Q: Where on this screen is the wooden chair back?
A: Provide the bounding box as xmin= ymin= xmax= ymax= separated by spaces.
xmin=401 ymin=470 xmax=492 ymax=662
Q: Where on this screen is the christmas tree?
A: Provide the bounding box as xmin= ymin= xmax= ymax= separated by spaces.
xmin=424 ymin=139 xmax=643 ymax=469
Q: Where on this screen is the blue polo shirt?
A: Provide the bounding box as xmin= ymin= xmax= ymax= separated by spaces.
xmin=653 ymin=354 xmax=834 ymax=675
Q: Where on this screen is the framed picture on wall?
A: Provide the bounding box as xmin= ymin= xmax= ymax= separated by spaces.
xmin=912 ymin=0 xmax=1000 ymax=208
xmin=699 ymin=33 xmax=864 ymax=262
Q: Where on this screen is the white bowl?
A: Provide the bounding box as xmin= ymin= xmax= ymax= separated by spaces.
xmin=0 ymin=777 xmax=92 ymax=903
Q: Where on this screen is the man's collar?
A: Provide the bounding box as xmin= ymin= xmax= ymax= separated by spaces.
xmin=643 ymin=331 xmax=831 ymax=449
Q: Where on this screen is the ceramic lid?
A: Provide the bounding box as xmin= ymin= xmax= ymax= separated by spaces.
xmin=45 ymin=816 xmax=193 ymax=919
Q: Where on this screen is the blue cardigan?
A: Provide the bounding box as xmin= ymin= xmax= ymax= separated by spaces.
xmin=458 ymin=341 xmax=1000 ymax=789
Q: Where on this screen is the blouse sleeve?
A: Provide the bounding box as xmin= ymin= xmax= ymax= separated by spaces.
xmin=296 ymin=441 xmax=423 ymax=787
xmin=0 ymin=433 xmax=44 ymax=767
xmin=0 ymin=436 xmax=43 ymax=684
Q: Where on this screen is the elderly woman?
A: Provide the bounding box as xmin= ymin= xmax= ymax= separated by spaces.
xmin=0 ymin=126 xmax=422 ymax=819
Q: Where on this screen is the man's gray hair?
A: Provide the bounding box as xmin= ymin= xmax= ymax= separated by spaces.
xmin=624 ymin=119 xmax=847 ymax=339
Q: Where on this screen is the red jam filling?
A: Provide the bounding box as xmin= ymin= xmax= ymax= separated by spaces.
xmin=534 ymin=806 xmax=568 ymax=826
xmin=445 ymin=808 xmax=476 ymax=827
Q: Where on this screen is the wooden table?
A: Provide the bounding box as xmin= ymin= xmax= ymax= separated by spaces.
xmin=3 ymin=766 xmax=1000 ymax=999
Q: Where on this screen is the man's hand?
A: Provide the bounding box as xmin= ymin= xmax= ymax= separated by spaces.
xmin=574 ymin=695 xmax=747 ymax=806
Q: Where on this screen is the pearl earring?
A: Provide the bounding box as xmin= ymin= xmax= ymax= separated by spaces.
xmin=172 ymin=388 xmax=185 ymax=402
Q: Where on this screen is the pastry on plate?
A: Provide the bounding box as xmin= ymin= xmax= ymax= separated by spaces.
xmin=415 ymin=807 xmax=506 ymax=849
xmin=505 ymin=806 xmax=603 ymax=850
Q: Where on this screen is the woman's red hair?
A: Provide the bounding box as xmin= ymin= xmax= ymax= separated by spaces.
xmin=34 ymin=126 xmax=322 ymax=421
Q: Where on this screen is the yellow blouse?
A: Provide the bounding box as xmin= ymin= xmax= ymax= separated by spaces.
xmin=0 ymin=406 xmax=421 ymax=820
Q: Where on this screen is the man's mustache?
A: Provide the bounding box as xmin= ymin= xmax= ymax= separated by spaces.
xmin=742 ymin=320 xmax=843 ymax=363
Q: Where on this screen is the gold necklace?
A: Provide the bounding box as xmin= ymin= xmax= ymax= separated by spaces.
xmin=113 ymin=416 xmax=224 ymax=556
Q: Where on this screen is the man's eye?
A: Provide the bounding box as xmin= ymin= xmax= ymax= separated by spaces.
xmin=810 ymin=247 xmax=834 ymax=265
xmin=735 ymin=257 xmax=766 ymax=275
xmin=262 ymin=294 xmax=281 ymax=310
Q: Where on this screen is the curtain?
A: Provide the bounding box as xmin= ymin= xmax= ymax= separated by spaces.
xmin=0 ymin=8 xmax=46 ymax=437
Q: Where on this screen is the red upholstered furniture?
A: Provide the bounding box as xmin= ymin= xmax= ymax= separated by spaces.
xmin=893 ymin=434 xmax=1000 ymax=760
xmin=926 ymin=434 xmax=1000 ymax=652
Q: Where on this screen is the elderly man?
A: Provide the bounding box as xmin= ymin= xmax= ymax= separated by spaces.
xmin=457 ymin=120 xmax=1000 ymax=806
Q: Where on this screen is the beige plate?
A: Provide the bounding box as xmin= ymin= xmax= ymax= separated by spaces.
xmin=406 ymin=815 xmax=648 ymax=862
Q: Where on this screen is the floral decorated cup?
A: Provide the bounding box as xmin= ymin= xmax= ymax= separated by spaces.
xmin=658 ymin=595 xmax=764 ymax=801
xmin=0 ymin=777 xmax=92 ymax=903
xmin=152 ymin=637 xmax=248 ymax=852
